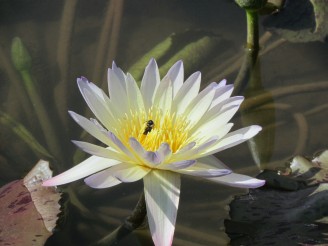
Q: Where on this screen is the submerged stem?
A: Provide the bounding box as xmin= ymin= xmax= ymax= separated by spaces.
xmin=91 ymin=192 xmax=147 ymax=246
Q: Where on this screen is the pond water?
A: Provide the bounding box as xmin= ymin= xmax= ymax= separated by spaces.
xmin=0 ymin=0 xmax=328 ymax=245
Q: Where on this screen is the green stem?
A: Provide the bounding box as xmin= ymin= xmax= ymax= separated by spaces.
xmin=246 ymin=10 xmax=259 ymax=51
xmin=20 ymin=70 xmax=64 ymax=163
xmin=233 ymin=10 xmax=260 ymax=94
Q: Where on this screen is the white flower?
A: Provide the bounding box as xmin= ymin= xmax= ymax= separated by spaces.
xmin=43 ymin=59 xmax=265 ymax=246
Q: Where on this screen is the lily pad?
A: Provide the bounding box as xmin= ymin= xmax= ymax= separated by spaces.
xmin=226 ymin=150 xmax=328 ymax=245
xmin=263 ymin=0 xmax=328 ymax=42
xmin=0 ymin=160 xmax=61 ymax=245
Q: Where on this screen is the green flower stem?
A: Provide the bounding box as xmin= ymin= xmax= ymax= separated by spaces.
xmin=11 ymin=37 xmax=64 ymax=163
xmin=20 ymin=70 xmax=64 ymax=163
xmin=246 ymin=10 xmax=259 ymax=51
xmin=233 ymin=10 xmax=260 ymax=94
xmin=91 ymin=192 xmax=147 ymax=246
xmin=0 ymin=111 xmax=53 ymax=159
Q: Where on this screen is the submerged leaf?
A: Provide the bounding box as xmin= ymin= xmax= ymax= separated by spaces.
xmin=0 ymin=160 xmax=61 ymax=245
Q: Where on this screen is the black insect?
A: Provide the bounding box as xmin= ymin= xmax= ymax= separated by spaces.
xmin=143 ymin=120 xmax=154 ymax=135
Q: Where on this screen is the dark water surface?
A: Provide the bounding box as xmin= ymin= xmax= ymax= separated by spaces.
xmin=0 ymin=0 xmax=328 ymax=245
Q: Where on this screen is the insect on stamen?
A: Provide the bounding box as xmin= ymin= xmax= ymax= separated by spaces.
xmin=143 ymin=120 xmax=154 ymax=135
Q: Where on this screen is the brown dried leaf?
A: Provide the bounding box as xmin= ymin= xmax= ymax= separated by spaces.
xmin=0 ymin=160 xmax=61 ymax=245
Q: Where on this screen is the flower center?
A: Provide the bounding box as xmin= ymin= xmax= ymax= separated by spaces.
xmin=114 ymin=108 xmax=191 ymax=153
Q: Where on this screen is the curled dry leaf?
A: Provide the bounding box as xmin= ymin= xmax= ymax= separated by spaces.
xmin=290 ymin=150 xmax=328 ymax=185
xmin=0 ymin=160 xmax=61 ymax=245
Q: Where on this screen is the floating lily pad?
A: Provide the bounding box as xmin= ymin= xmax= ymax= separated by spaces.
xmin=263 ymin=0 xmax=328 ymax=42
xmin=226 ymin=150 xmax=328 ymax=245
xmin=0 ymin=160 xmax=61 ymax=245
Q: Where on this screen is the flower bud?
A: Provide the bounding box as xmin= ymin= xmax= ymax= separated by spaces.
xmin=11 ymin=37 xmax=32 ymax=72
xmin=235 ymin=0 xmax=268 ymax=10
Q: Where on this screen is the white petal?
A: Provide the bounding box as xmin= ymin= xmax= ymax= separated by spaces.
xmin=191 ymin=104 xmax=240 ymax=137
xmin=111 ymin=163 xmax=150 ymax=182
xmin=42 ymin=155 xmax=120 ymax=186
xmin=163 ymin=160 xmax=196 ymax=170
xmin=176 ymin=159 xmax=231 ymax=178
xmin=184 ymin=82 xmax=216 ymax=124
xmin=210 ymin=84 xmax=234 ymax=109
xmin=206 ymin=173 xmax=265 ymax=188
xmin=126 ymin=73 xmax=145 ymax=113
xmin=204 ymin=125 xmax=262 ymax=156
xmin=153 ymin=77 xmax=172 ymax=112
xmin=174 ymin=136 xmax=219 ymax=160
xmin=217 ymin=79 xmax=227 ymax=87
xmin=72 ymin=140 xmax=128 ymax=161
xmin=172 ymin=71 xmax=201 ymax=115
xmin=69 ymin=111 xmax=113 ymax=146
xmin=77 ymin=78 xmax=116 ymax=129
xmin=176 ymin=142 xmax=196 ymax=154
xmin=164 ymin=60 xmax=184 ymax=97
xmin=107 ymin=66 xmax=128 ymax=114
xmin=144 ymin=170 xmax=180 ymax=246
xmin=84 ymin=169 xmax=122 ymax=188
xmin=141 ymin=59 xmax=160 ymax=111
xmin=197 ymin=155 xmax=229 ymax=169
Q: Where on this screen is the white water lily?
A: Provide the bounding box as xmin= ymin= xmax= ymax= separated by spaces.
xmin=43 ymin=59 xmax=265 ymax=246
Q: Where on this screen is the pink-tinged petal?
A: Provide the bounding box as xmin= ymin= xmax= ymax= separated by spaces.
xmin=172 ymin=71 xmax=201 ymax=115
xmin=72 ymin=140 xmax=128 ymax=162
xmin=108 ymin=132 xmax=134 ymax=158
xmin=176 ymin=161 xmax=231 ymax=178
xmin=156 ymin=143 xmax=172 ymax=163
xmin=84 ymin=169 xmax=122 ymax=189
xmin=206 ymin=173 xmax=265 ymax=188
xmin=42 ymin=155 xmax=120 ymax=186
xmin=163 ymin=60 xmax=184 ymax=97
xmin=141 ymin=58 xmax=160 ymax=110
xmin=111 ymin=163 xmax=150 ymax=182
xmin=69 ymin=111 xmax=113 ymax=146
xmin=175 ymin=142 xmax=196 ymax=154
xmin=163 ymin=160 xmax=196 ymax=170
xmin=203 ymin=125 xmax=262 ymax=156
xmin=129 ymin=138 xmax=163 ymax=166
xmin=144 ymin=170 xmax=181 ymax=246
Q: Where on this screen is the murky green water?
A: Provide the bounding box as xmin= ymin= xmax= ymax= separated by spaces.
xmin=0 ymin=0 xmax=327 ymax=245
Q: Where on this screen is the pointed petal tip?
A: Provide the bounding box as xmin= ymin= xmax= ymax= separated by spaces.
xmin=218 ymin=79 xmax=227 ymax=87
xmin=243 ymin=178 xmax=266 ymax=188
xmin=244 ymin=125 xmax=262 ymax=139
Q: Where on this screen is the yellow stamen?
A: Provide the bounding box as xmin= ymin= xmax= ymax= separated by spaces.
xmin=114 ymin=108 xmax=191 ymax=153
